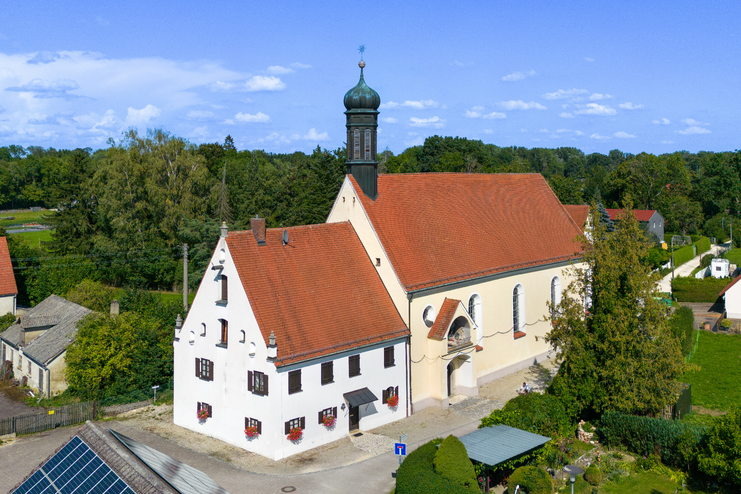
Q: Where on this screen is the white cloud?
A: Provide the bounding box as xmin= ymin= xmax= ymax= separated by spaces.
xmin=380 ymin=100 xmax=439 ymax=110
xmin=266 ymin=65 xmax=294 ymax=75
xmin=661 ymin=140 xmax=674 ymax=144
xmin=404 ymin=135 xmax=425 ymax=147
xmin=453 ymin=61 xmax=474 ymax=67
xmin=589 ymin=93 xmax=613 ymax=101
xmin=614 ymin=131 xmax=636 ymax=138
xmin=559 ymin=112 xmax=574 ymax=118
xmin=498 ymin=100 xmax=547 ymax=111
xmin=676 ymin=126 xmax=711 ymax=135
xmin=619 ymin=102 xmax=643 ymax=110
xmin=302 ymin=128 xmax=329 ymax=141
xmin=290 ymin=62 xmax=311 ymax=69
xmin=409 ymin=116 xmax=445 ymax=128
xmin=542 ymin=88 xmax=589 ymax=100
xmin=187 ymin=110 xmax=216 ymax=120
xmin=502 ymin=69 xmax=536 ymax=82
xmin=381 ymin=117 xmax=398 ymax=124
xmin=483 ymin=129 xmax=493 ymax=134
xmin=653 ymin=118 xmax=671 ymax=125
xmin=681 ymin=118 xmax=709 ymax=126
xmin=380 ymin=101 xmax=399 ymax=109
xmin=584 ymin=57 xmax=595 ymax=62
xmin=590 ymin=133 xmax=611 ymax=140
xmin=5 ymin=78 xmax=82 ymax=99
xmin=191 ymin=126 xmax=209 ymax=139
xmin=234 ymin=111 xmax=270 ymax=123
xmin=464 ymin=106 xmax=506 ymax=119
xmin=245 ymin=75 xmax=286 ymax=92
xmin=126 ymin=104 xmax=160 ymax=125
xmin=27 ymin=51 xmax=63 ymax=65
xmin=261 ymin=132 xmax=291 ymax=145
xmin=574 ymin=103 xmax=616 ymax=116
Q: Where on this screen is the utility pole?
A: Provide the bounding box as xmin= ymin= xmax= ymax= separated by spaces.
xmin=182 ymin=244 xmax=189 ymax=312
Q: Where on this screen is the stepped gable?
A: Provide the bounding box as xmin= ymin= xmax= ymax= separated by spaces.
xmin=350 ymin=173 xmax=584 ymax=291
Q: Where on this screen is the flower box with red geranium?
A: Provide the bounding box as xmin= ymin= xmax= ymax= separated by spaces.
xmin=197 ymin=409 xmax=209 ymax=420
xmin=287 ymin=427 xmax=303 ymax=441
xmin=244 ymin=426 xmax=259 ymax=438
xmin=387 ymin=395 xmax=399 ymax=408
xmin=322 ymin=415 xmax=336 ymax=428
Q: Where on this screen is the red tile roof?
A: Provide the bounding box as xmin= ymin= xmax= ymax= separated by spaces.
xmin=349 ymin=174 xmax=584 ymax=291
xmin=720 ymin=273 xmax=741 ymax=296
xmin=0 ymin=237 xmax=17 ymax=296
xmin=563 ymin=205 xmax=590 ymax=229
xmin=606 ymin=209 xmax=657 ymax=222
xmin=226 ymin=222 xmax=408 ymax=366
xmin=427 ymin=298 xmax=460 ymax=340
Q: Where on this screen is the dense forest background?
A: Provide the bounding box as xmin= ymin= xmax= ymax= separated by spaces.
xmin=2 ymin=129 xmax=740 ymax=306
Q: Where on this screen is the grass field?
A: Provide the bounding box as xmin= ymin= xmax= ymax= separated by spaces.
xmin=0 ymin=209 xmax=55 ymax=228
xmin=13 ymin=229 xmax=54 ymax=247
xmin=723 ymin=248 xmax=741 ymax=266
xmin=681 ymin=330 xmax=741 ymax=410
xmin=600 ymin=471 xmax=705 ymax=494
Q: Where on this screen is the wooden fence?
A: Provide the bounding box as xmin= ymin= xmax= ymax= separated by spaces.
xmin=0 ymin=401 xmax=97 ymax=436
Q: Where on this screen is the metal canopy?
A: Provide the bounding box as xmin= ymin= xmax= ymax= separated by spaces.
xmin=459 ymin=425 xmax=550 ymax=467
xmin=343 ymin=387 xmax=378 ymax=407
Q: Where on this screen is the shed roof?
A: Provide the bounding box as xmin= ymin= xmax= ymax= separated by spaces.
xmin=0 ymin=236 xmax=18 ymax=296
xmin=427 ymin=298 xmax=461 ymax=340
xmin=226 ymin=222 xmax=408 ymax=367
xmin=458 ymin=425 xmax=550 ymax=466
xmin=348 ymin=173 xmax=583 ymax=291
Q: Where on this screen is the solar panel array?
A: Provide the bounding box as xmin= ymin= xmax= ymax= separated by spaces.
xmin=12 ymin=435 xmax=135 ymax=494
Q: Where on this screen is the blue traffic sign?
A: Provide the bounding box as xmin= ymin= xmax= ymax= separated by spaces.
xmin=394 ymin=443 xmax=406 ymax=456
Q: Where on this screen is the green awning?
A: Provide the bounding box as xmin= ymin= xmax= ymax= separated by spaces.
xmin=343 ymin=388 xmax=378 ymax=407
xmin=459 ymin=425 xmax=550 ymax=466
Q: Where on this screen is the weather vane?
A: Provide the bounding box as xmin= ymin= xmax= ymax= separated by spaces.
xmin=358 ymin=44 xmax=365 ymax=61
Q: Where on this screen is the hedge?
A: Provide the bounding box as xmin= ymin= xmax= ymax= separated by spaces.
xmin=433 ymin=435 xmax=477 ymax=488
xmin=600 ymin=411 xmax=707 ymax=468
xmin=508 ymin=466 xmax=553 ymax=494
xmin=669 ymin=306 xmax=696 ymax=356
xmin=671 ymin=276 xmax=730 ymax=303
xmin=673 ymin=244 xmax=697 ymax=268
xmin=395 ymin=440 xmax=474 ymax=494
xmin=480 ymin=392 xmax=573 ymax=438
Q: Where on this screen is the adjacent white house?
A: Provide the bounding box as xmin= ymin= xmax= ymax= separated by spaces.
xmin=721 ymin=274 xmax=741 ymax=319
xmin=173 ymin=221 xmax=409 ymax=460
xmin=0 ymin=236 xmax=17 ymax=316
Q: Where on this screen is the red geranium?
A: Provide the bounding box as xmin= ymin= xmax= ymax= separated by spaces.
xmin=387 ymin=395 xmax=399 ymax=408
xmin=287 ymin=427 xmax=303 ymax=441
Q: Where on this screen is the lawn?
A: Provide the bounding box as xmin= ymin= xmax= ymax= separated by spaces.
xmin=0 ymin=209 xmax=55 ymax=228
xmin=600 ymin=471 xmax=704 ymax=494
xmin=723 ymin=248 xmax=741 ymax=266
xmin=13 ymin=229 xmax=54 ymax=248
xmin=681 ymin=330 xmax=741 ymax=410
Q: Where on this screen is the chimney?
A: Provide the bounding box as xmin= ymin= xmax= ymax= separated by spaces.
xmin=250 ymin=217 xmax=266 ymax=246
xmin=110 ymin=300 xmax=120 ymax=316
xmin=267 ymin=330 xmax=277 ymax=361
xmin=220 ymin=221 xmax=228 ymax=238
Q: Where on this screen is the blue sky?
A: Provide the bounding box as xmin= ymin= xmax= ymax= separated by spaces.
xmin=0 ymin=0 xmax=738 ymax=155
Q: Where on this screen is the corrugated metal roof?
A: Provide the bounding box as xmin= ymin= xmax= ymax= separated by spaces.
xmin=343 ymin=387 xmax=378 ymax=408
xmin=459 ymin=425 xmax=550 ymax=466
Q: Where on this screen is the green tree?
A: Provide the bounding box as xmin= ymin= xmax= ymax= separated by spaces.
xmin=66 ymin=280 xmax=115 ymax=312
xmin=546 ymin=204 xmax=685 ymax=417
xmin=696 ymin=405 xmax=741 ymax=490
xmin=548 ymin=175 xmax=583 ymax=205
xmin=433 ymin=435 xmax=477 ymax=488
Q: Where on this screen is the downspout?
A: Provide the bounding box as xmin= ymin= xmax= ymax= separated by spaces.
xmin=407 ymin=292 xmax=413 ymax=417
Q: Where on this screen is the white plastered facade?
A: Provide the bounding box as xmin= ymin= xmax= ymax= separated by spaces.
xmin=172 ymin=234 xmax=408 ymax=460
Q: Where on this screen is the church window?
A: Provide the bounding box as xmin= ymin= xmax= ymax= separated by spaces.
xmin=551 ymin=276 xmax=562 ymax=312
xmin=354 ymin=129 xmax=360 ymax=159
xmin=365 ymin=129 xmax=371 ymax=160
xmin=468 ymin=294 xmax=482 ymax=327
xmin=513 ymin=284 xmax=525 ymax=336
xmin=422 ymin=305 xmax=436 ymax=328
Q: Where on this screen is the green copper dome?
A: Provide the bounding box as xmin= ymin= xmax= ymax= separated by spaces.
xmin=343 ymin=62 xmax=380 ymax=111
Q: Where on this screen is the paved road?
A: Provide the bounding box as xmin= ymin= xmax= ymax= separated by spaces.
xmin=659 ymin=243 xmax=725 ymax=293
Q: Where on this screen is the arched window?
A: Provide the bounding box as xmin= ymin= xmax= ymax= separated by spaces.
xmin=200 ymin=323 xmax=206 ymax=336
xmin=551 ymin=276 xmax=562 ymax=308
xmin=353 ymin=129 xmax=360 ymax=159
xmin=468 ymin=294 xmax=482 ymax=327
xmin=364 ymin=129 xmax=371 ymax=160
xmin=513 ymin=284 xmax=525 ymax=334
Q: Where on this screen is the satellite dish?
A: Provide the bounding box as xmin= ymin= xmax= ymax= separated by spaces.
xmin=282 ymin=230 xmax=289 ymax=245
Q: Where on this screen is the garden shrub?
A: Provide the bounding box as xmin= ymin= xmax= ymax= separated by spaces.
xmin=583 ymin=464 xmax=602 ymax=485
xmin=721 ymin=318 xmax=733 ymax=329
xmin=696 ymin=405 xmax=741 ymax=491
xmin=668 ymin=306 xmax=695 ymax=356
xmin=395 ymin=439 xmax=472 ymax=494
xmin=507 ymin=466 xmax=553 ymax=494
xmin=671 ymin=276 xmax=729 ymax=303
xmin=432 ymin=435 xmax=477 ymax=488
xmin=600 ymin=411 xmax=707 ymax=468
xmin=700 ymin=254 xmax=714 ymax=268
xmin=480 ymin=392 xmax=574 ymax=438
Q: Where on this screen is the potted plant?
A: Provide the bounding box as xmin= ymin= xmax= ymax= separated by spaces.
xmin=322 ymin=414 xmax=336 ymax=428
xmin=287 ymin=427 xmax=303 ymax=441
xmin=197 ymin=409 xmax=208 ymax=421
xmin=387 ymin=395 xmax=399 ymax=409
xmin=244 ymin=426 xmax=259 ymax=438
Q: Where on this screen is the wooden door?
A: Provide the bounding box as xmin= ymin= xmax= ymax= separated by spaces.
xmin=349 ymin=406 xmax=359 ymax=431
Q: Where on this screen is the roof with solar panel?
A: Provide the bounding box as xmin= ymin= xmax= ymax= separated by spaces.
xmin=10 ymin=422 xmax=228 ymax=494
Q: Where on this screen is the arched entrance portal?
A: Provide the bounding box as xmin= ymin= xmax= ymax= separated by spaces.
xmin=446 ymin=354 xmax=475 ymax=397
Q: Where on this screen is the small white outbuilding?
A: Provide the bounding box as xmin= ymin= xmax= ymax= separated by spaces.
xmin=711 ymin=258 xmax=730 ymax=279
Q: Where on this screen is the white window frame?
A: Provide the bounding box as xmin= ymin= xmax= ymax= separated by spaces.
xmin=513 ymin=284 xmax=525 ymax=334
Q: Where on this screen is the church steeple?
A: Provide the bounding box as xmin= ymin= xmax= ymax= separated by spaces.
xmin=344 ymin=54 xmax=380 ymax=200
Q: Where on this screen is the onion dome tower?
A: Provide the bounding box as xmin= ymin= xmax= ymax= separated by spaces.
xmin=344 ymin=55 xmax=380 ymax=200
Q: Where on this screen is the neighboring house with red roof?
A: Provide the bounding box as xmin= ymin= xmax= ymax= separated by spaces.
xmin=0 ymin=237 xmax=18 ymax=316
xmin=173 ymin=221 xmax=409 ymax=460
xmin=606 ymin=208 xmax=664 ymax=243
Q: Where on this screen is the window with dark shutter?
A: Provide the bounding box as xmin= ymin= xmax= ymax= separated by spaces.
xmin=249 ymin=370 xmax=267 ymax=395
xmin=197 ymin=358 xmax=213 ymax=381
xmin=195 ymin=358 xmax=201 ymax=378
xmin=197 ymin=402 xmax=212 ymax=418
xmin=384 ymin=346 xmax=395 ymax=368
xmin=349 ymin=355 xmax=360 ymax=377
xmin=219 ymin=319 xmax=228 ymax=345
xmin=321 ymin=361 xmax=333 ymax=385
xmin=383 ymin=386 xmax=397 ymax=404
xmin=288 ymin=370 xmax=302 ymax=394
xmin=285 ymin=416 xmax=304 ymax=434
xmin=318 ymin=406 xmax=338 ymax=424
xmin=245 ymin=417 xmax=262 ymax=434
xmin=221 ymin=274 xmax=228 ymax=302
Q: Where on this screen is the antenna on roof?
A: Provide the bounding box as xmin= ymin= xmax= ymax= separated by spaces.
xmin=282 ymin=229 xmax=289 ymax=246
